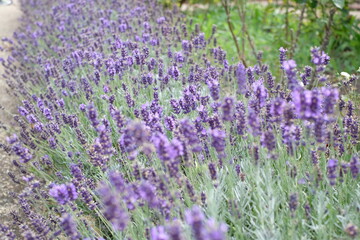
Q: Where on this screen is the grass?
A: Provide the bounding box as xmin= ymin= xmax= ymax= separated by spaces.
xmin=186 ymin=3 xmax=360 ymax=78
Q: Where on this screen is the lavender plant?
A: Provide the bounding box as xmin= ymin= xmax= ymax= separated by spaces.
xmin=0 ymin=0 xmax=359 ymax=239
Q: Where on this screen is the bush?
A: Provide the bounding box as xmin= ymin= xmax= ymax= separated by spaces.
xmin=0 ymin=0 xmax=359 ymax=239
xmin=187 ymin=0 xmax=360 ymax=77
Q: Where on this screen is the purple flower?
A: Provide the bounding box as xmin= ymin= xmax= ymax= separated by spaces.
xmin=182 ymin=40 xmax=191 ymax=51
xmin=18 ymin=106 xmax=29 ymax=116
xmin=345 ymin=223 xmax=358 ymax=238
xmin=70 ymin=164 xmax=84 ymax=183
xmin=261 ymin=130 xmax=276 ymax=152
xmin=327 ymin=159 xmax=338 ymax=186
xmin=207 ymin=79 xmax=220 ymax=101
xmin=170 ymin=99 xmax=181 ymax=114
xmin=98 ymin=185 xmax=129 ymax=231
xmin=208 ymin=163 xmax=217 ymax=180
xmin=282 ymin=60 xmax=299 ymax=90
xmin=79 ymin=104 xmax=86 ymax=112
xmin=311 ymin=150 xmax=319 ymax=165
xmin=197 ymin=105 xmax=209 ymax=123
xmin=248 ymin=107 xmax=261 ymax=136
xmin=321 ymin=87 xmax=339 ymax=116
xmin=60 ymin=214 xmax=81 ymax=240
xmin=66 ymin=183 xmax=78 ymax=201
xmin=163 ymin=141 xmax=183 ymax=170
xmin=314 ymin=119 xmax=325 ymax=143
xmin=270 ymin=98 xmax=285 ymax=123
xmin=311 ymin=47 xmax=330 ymax=70
xmin=203 ymin=219 xmax=227 ymax=240
xmin=279 ymin=47 xmax=287 ymax=69
xmin=167 ymin=222 xmax=183 ymax=240
xmin=185 ymin=206 xmax=205 ymax=240
xmin=48 ymin=137 xmax=57 ymax=149
xmin=235 ymin=102 xmax=246 ymax=135
xmin=210 ymin=129 xmax=226 ymax=154
xmin=87 ymin=103 xmax=99 ymax=127
xmin=110 ymin=106 xmax=124 ymax=130
xmin=139 ymin=181 xmax=158 ymax=208
xmin=179 ymin=89 xmax=196 ymax=114
xmin=267 ymin=71 xmax=275 ymax=89
xmin=119 ymin=121 xmax=149 ymax=157
xmin=37 ymin=98 xmax=44 ymax=109
xmin=151 ymin=226 xmax=170 ymax=240
xmin=157 ymin=17 xmax=166 ymax=24
xmin=168 ymin=65 xmax=180 ymax=79
xmin=246 ymin=67 xmax=255 ymax=85
xmin=43 ymin=108 xmax=53 ymax=120
xmin=179 ymin=119 xmax=202 ymax=152
xmin=26 ymin=114 xmax=38 ymax=124
xmin=236 ymin=63 xmax=247 ymax=94
xmin=222 ymin=97 xmax=235 ymax=121
xmin=49 ymin=183 xmax=78 ymax=205
xmin=164 ymin=115 xmax=178 ymax=132
xmin=186 ymin=206 xmax=227 ymax=240
xmin=109 ymin=171 xmax=126 ymax=191
xmin=252 ymin=79 xmax=268 ymax=108
xmin=11 ymin=143 xmax=33 ymax=163
xmin=57 ymin=98 xmax=65 ymax=108
xmin=6 ymin=134 xmax=18 ymax=144
xmin=152 ymin=133 xmax=172 ymax=161
xmin=350 ymin=156 xmax=359 ymax=178
xmin=168 ymin=138 xmax=184 ymax=160
xmin=289 ymin=193 xmax=298 ymax=216
xmin=292 ymin=89 xmax=322 ymax=121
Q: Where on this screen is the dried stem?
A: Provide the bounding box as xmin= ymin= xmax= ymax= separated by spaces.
xmin=235 ymin=0 xmax=259 ymax=66
xmin=238 ymin=0 xmax=246 ymax=62
xmin=245 ymin=28 xmax=260 ymax=66
xmin=308 ymin=8 xmax=336 ymax=89
xmin=289 ymin=3 xmax=306 ymax=58
xmin=321 ymin=8 xmax=336 ymax=52
xmin=221 ymin=0 xmax=247 ymax=67
xmin=285 ymin=0 xmax=290 ymax=42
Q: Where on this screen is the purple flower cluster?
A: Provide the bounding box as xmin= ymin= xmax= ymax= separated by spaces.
xmin=185 ymin=206 xmax=227 ymax=240
xmin=311 ymin=47 xmax=330 ymax=73
xmin=49 ymin=182 xmax=78 ymax=205
xmin=0 ymin=0 xmax=358 ymax=239
xmin=98 ymin=184 xmax=129 ymax=231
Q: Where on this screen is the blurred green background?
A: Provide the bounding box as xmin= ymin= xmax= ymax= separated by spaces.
xmin=161 ymin=0 xmax=360 ymax=78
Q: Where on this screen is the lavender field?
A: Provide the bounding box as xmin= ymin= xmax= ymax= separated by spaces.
xmin=0 ymin=0 xmax=359 ymax=239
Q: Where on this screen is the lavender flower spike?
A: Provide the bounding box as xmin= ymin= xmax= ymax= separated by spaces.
xmin=236 ymin=62 xmax=247 ymax=94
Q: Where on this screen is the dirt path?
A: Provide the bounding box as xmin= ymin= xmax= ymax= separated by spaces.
xmin=0 ymin=0 xmax=22 ymax=226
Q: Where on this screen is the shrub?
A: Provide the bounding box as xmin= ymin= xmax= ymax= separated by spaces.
xmin=0 ymin=0 xmax=359 ymax=239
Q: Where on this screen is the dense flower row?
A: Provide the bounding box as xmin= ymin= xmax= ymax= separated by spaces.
xmin=0 ymin=0 xmax=359 ymax=239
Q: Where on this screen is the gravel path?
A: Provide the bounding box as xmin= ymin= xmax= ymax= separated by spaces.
xmin=0 ymin=0 xmax=22 ymax=227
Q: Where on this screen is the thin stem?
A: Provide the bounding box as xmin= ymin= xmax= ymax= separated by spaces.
xmin=221 ymin=0 xmax=247 ymax=67
xmin=285 ymin=0 xmax=290 ymax=42
xmin=321 ymin=8 xmax=336 ymax=52
xmin=290 ymin=3 xmax=306 ymax=58
xmin=238 ymin=0 xmax=246 ymax=62
xmin=245 ymin=27 xmax=260 ymax=67
xmin=236 ymin=0 xmax=259 ymax=66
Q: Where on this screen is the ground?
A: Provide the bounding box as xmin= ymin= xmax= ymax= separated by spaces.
xmin=0 ymin=0 xmax=22 ymax=226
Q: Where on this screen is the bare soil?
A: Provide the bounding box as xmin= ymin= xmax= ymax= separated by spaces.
xmin=0 ymin=0 xmax=22 ymax=227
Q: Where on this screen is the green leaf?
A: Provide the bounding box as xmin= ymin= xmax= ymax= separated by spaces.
xmin=332 ymin=0 xmax=344 ymax=9
xmin=308 ymin=0 xmax=318 ymax=8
